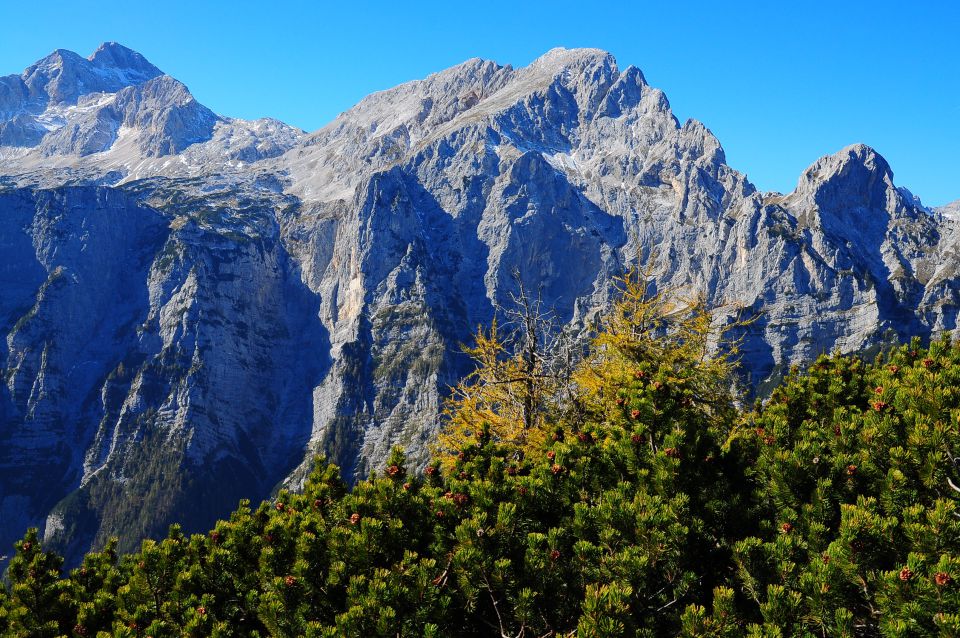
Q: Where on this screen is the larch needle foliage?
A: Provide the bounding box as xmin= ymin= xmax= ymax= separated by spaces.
xmin=435 ymin=318 xmax=556 ymax=464
xmin=2 ymin=272 xmax=959 ymax=636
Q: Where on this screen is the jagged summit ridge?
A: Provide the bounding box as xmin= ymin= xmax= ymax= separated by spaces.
xmin=16 ymin=43 xmax=162 ymax=108
xmin=0 ymin=44 xmax=957 ymax=568
xmin=280 ymin=47 xmax=667 ymax=203
xmin=0 ymin=43 xmax=303 ymax=169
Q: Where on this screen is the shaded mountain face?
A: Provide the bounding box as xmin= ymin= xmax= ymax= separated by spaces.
xmin=1 ymin=44 xmax=957 ymax=565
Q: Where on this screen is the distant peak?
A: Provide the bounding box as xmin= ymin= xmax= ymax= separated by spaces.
xmin=16 ymin=43 xmax=165 ymax=106
xmin=89 ymin=42 xmax=162 ymax=79
xmin=537 ymin=46 xmax=614 ymax=61
xmin=26 ymin=48 xmax=86 ymax=71
xmin=529 ymin=47 xmax=617 ymax=73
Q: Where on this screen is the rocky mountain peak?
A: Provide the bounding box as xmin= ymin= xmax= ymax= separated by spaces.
xmin=517 ymin=47 xmax=620 ymax=109
xmin=799 ymin=143 xmax=892 ymax=185
xmin=88 ymin=41 xmax=163 ymax=83
xmin=23 ymin=48 xmax=86 ymax=74
xmin=529 ymin=47 xmax=618 ymax=75
xmin=792 ymin=143 xmax=896 ymax=211
xmin=21 ymin=48 xmax=93 ymax=103
xmin=18 ymin=43 xmax=162 ymax=106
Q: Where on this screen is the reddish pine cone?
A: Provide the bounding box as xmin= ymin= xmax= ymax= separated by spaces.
xmin=899 ymin=567 xmax=914 ymax=582
xmin=846 ymin=464 xmax=858 ymax=476
xmin=387 ymin=464 xmax=400 ymax=476
xmin=615 ymin=397 xmax=625 ymax=406
xmin=549 ymin=549 xmax=561 ymax=561
xmin=551 ymin=464 xmax=563 ymax=475
xmin=935 ymin=572 xmax=952 ymax=586
xmin=284 ymin=575 xmax=297 ymax=587
xmin=630 ymin=409 xmax=641 ymax=419
xmin=349 ymin=513 xmax=361 ymax=525
xmin=780 ymin=522 xmax=793 ymax=533
xmin=546 ymin=450 xmax=556 ymax=460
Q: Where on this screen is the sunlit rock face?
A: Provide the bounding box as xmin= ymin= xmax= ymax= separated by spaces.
xmin=1 ymin=44 xmax=956 ymax=565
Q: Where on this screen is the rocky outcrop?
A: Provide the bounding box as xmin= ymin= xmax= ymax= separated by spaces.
xmin=0 ymin=44 xmax=957 ymax=566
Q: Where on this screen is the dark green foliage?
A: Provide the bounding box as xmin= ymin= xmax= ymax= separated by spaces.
xmin=726 ymin=337 xmax=960 ymax=636
xmin=4 ymin=528 xmax=70 ymax=637
xmin=2 ymin=337 xmax=959 ymax=636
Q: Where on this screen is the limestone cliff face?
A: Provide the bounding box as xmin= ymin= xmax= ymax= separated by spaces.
xmin=0 ymin=44 xmax=956 ymax=565
xmin=0 ymin=182 xmax=329 ymax=561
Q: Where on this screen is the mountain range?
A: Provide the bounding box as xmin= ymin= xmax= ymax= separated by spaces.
xmin=1 ymin=42 xmax=957 ymax=565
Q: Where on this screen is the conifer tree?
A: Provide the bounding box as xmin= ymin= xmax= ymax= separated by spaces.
xmin=436 ymin=276 xmax=579 ymax=466
xmin=4 ymin=528 xmax=71 ymax=637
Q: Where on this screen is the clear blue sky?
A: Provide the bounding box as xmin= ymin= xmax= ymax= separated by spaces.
xmin=1 ymin=0 xmax=957 ymax=205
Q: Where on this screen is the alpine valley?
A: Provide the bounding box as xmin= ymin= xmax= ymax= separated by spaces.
xmin=1 ymin=43 xmax=957 ymax=565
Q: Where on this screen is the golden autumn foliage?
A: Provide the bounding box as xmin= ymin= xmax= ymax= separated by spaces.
xmin=434 ymin=319 xmax=557 ymax=467
xmin=574 ymin=267 xmax=745 ymax=435
xmin=436 ymin=266 xmax=749 ymax=468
